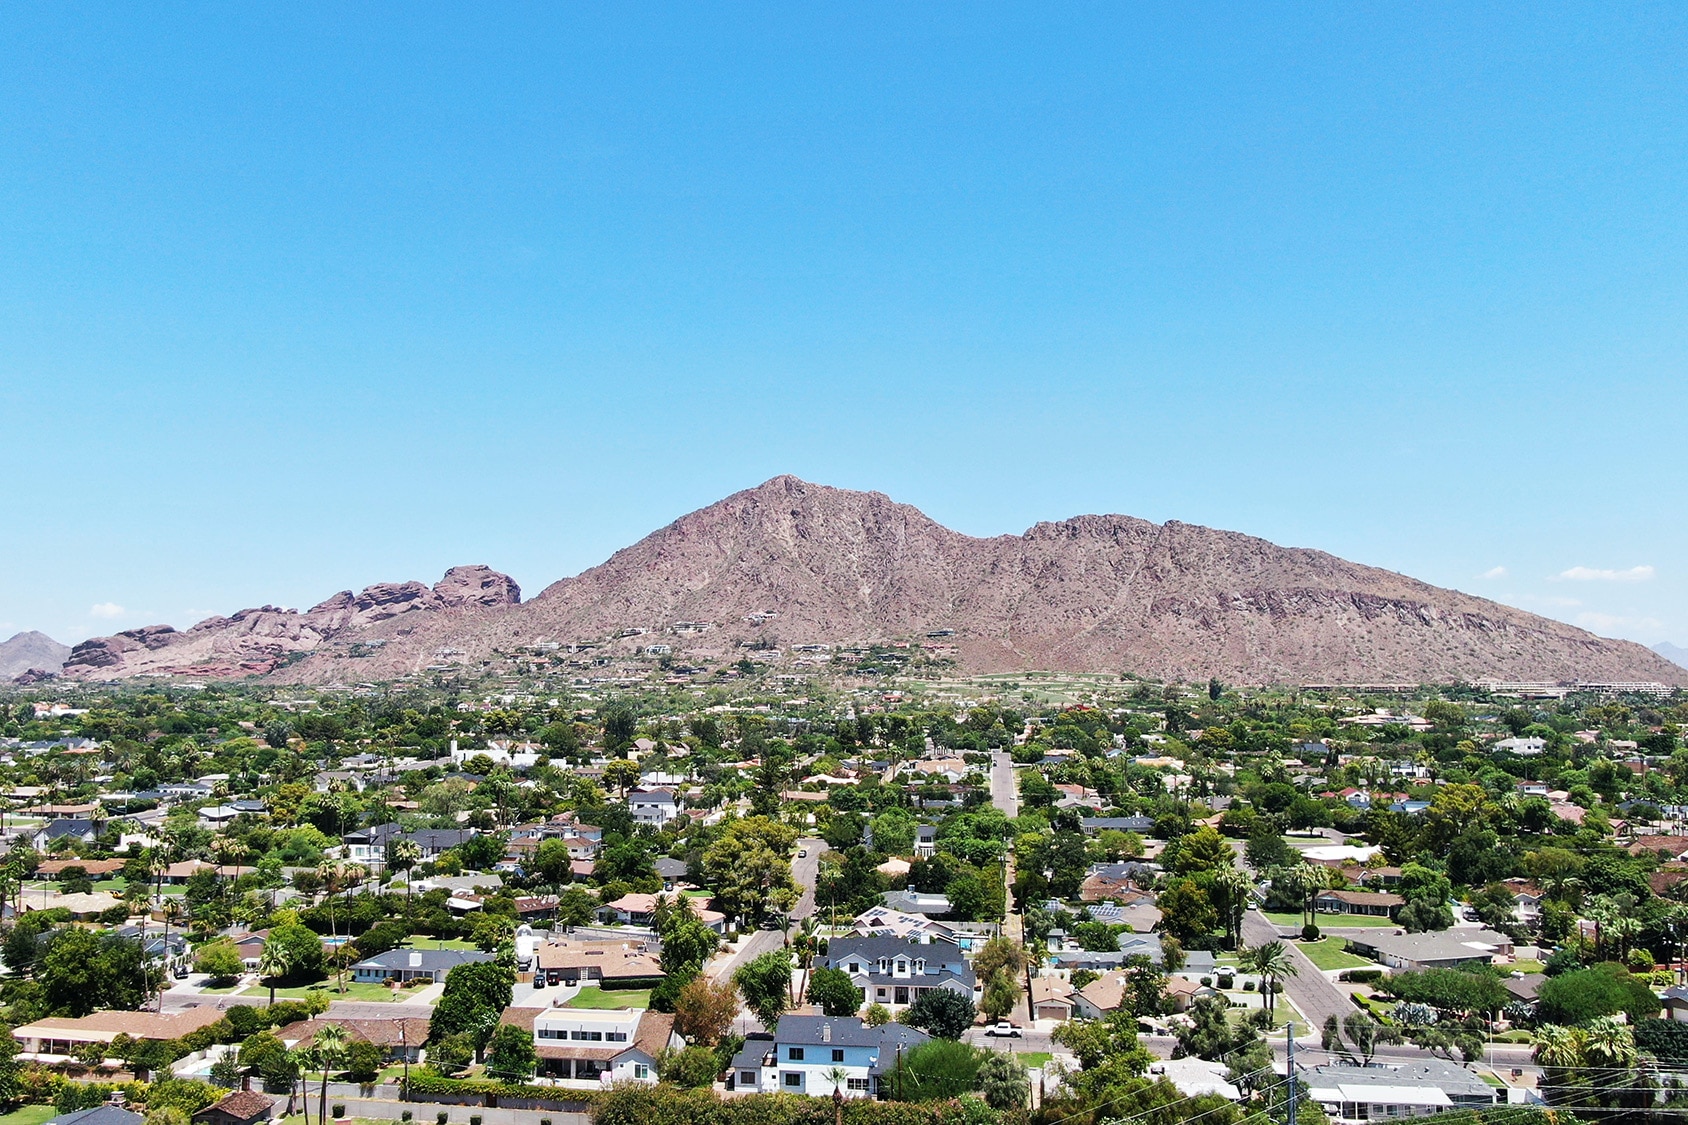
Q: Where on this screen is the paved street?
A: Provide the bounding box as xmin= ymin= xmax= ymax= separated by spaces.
xmin=1239 ymin=908 xmax=1361 ymax=1042
xmin=791 ymin=836 xmax=827 ymax=920
xmin=990 ymin=750 xmax=1019 ymax=817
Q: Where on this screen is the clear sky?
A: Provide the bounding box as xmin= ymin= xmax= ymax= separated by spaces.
xmin=2 ymin=5 xmax=1685 ymax=652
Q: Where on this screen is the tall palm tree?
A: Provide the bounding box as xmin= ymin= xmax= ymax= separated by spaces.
xmin=1582 ymin=1016 xmax=1637 ymax=1069
xmin=388 ymin=839 xmax=422 ymax=910
xmin=1213 ymin=866 xmax=1251 ymax=951
xmin=1243 ymin=941 xmax=1299 ymax=1015
xmin=316 ymin=860 xmax=342 ymax=946
xmin=313 ymin=1024 xmax=348 ymax=1125
xmin=258 ymin=939 xmax=293 ymax=1006
xmin=158 ymin=898 xmax=183 ymax=1011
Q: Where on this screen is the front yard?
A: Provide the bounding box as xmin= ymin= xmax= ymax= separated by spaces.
xmin=564 ymin=986 xmax=650 ymax=1010
xmin=1297 ymin=937 xmax=1372 ymax=971
xmin=1263 ymin=911 xmax=1396 ymax=929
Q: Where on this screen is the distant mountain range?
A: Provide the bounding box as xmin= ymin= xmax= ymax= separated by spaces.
xmin=1654 ymin=642 xmax=1688 ymax=671
xmin=39 ymin=476 xmax=1688 ymax=686
xmin=0 ymin=631 xmax=72 ymax=682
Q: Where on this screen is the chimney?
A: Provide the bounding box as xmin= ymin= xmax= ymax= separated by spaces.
xmin=409 ymin=951 xmax=422 ymax=968
xmin=822 ymin=1023 xmax=832 ymax=1043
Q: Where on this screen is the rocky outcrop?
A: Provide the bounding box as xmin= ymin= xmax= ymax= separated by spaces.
xmin=59 ymin=566 xmax=520 ymax=680
xmin=0 ymin=631 xmax=72 ymax=681
xmin=51 ymin=478 xmax=1686 ymax=686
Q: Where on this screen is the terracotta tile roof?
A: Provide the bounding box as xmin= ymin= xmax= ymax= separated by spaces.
xmin=37 ymin=858 xmax=126 ymax=877
xmin=276 ymin=1017 xmax=430 ymax=1049
xmin=15 ymin=1006 xmax=224 ymax=1042
xmin=535 ymin=941 xmax=662 ymax=980
xmin=632 ymin=1011 xmax=675 ymax=1059
xmin=196 ymin=1090 xmax=275 ymax=1121
xmin=536 ymin=1044 xmax=621 ymax=1061
xmin=499 ymin=1008 xmax=537 ymax=1032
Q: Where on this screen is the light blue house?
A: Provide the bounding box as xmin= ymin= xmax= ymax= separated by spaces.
xmin=730 ymin=1016 xmax=929 ymax=1098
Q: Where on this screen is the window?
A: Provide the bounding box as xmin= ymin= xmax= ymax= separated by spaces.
xmin=895 ymin=960 xmax=907 ymax=974
xmin=784 ymin=1073 xmax=802 ymax=1088
xmin=607 ymin=1032 xmax=628 ymax=1042
xmin=789 ymin=1047 xmax=805 ymax=1061
xmin=831 ymin=1049 xmax=844 ymax=1063
xmin=847 ymin=1078 xmax=870 ymax=1092
xmin=634 ymin=1064 xmax=648 ymax=1080
xmin=740 ymin=1071 xmax=757 ymax=1085
xmin=848 ymin=962 xmax=861 ymax=973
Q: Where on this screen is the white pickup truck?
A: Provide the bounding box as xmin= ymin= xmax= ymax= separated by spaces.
xmin=984 ymin=1021 xmax=1023 ymax=1038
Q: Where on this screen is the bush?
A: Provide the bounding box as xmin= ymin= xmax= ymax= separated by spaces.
xmin=1301 ymin=924 xmax=1321 ymax=942
xmin=333 ymin=1107 xmax=346 ymax=1120
xmin=1340 ymin=968 xmax=1383 ymax=984
xmin=437 ymin=1115 xmax=448 ymax=1125
xmin=1538 ymin=963 xmax=1660 ymax=1025
xmin=402 ymin=1114 xmax=413 ymax=1123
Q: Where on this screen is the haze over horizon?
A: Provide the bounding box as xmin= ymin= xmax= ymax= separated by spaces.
xmin=2 ymin=7 xmax=1685 ymax=652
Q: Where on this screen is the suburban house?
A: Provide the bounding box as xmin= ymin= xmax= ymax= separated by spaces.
xmin=1307 ymin=1059 xmax=1499 ymax=1125
xmin=13 ymin=1007 xmax=225 ymax=1064
xmin=31 ymin=819 xmax=99 ymax=850
xmin=341 ymin=822 xmax=404 ymax=869
xmin=349 ymin=947 xmax=492 ymax=984
xmin=1344 ymin=928 xmax=1514 ymax=971
xmin=819 ymin=935 xmax=976 ymax=1009
xmin=533 ymin=939 xmax=664 ymax=988
xmin=731 ymin=1016 xmax=929 ymax=1097
xmin=1314 ymin=889 xmax=1404 ymax=918
xmin=654 ymin=857 xmax=690 ymax=890
xmin=1030 ymin=977 xmax=1076 ymax=1021
xmin=1082 ymin=815 xmax=1156 ymax=833
xmin=46 ymin=1109 xmax=142 ymax=1125
xmin=509 ymin=1005 xmax=679 ymax=1083
xmin=276 ymin=1016 xmax=430 ymax=1062
xmin=851 ymin=906 xmax=959 ymax=943
xmin=1493 ymin=737 xmax=1546 ymax=756
xmin=880 ymin=890 xmax=952 ymax=916
xmin=192 ymin=1090 xmax=276 ymax=1125
xmin=627 ymin=788 xmax=680 ymax=828
xmin=402 ymin=828 xmax=477 ymax=860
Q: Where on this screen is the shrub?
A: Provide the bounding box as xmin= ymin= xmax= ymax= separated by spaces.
xmin=333 ymin=1106 xmax=346 ymax=1120
xmin=1301 ymin=923 xmax=1321 ymax=942
xmin=469 ymin=1117 xmax=480 ymax=1125
xmin=402 ymin=1114 xmax=413 ymax=1123
xmin=1538 ymin=963 xmax=1659 ymax=1025
xmin=437 ymin=1115 xmax=448 ymax=1125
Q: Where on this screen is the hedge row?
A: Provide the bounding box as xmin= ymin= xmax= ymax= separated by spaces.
xmin=593 ymin=1086 xmax=1021 ymax=1125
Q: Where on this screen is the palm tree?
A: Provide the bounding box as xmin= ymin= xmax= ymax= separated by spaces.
xmin=1213 ymin=866 xmax=1251 ymax=950
xmin=388 ymin=838 xmax=422 ymax=906
xmin=158 ymin=898 xmax=183 ymax=1011
xmin=258 ymin=939 xmax=294 ymax=1005
xmin=1243 ymin=941 xmax=1299 ymax=1015
xmin=313 ymin=1024 xmax=348 ymax=1125
xmin=316 ymin=860 xmax=342 ymax=947
xmin=1582 ymin=1016 xmax=1637 ymax=1069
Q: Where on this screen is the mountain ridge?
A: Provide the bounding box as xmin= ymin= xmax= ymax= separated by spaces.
xmin=0 ymin=631 xmax=72 ymax=682
xmin=51 ymin=476 xmax=1687 ymax=686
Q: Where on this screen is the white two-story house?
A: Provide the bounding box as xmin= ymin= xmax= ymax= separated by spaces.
xmin=627 ymin=788 xmax=680 ymax=828
xmin=818 ymin=935 xmax=976 ymax=1009
xmin=523 ymin=1006 xmax=680 ymax=1084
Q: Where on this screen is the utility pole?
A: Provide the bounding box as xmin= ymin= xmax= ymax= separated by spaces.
xmin=1285 ymin=1023 xmax=1297 ymax=1125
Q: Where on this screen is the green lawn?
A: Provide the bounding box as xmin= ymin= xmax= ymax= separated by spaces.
xmin=200 ymin=983 xmax=250 ymax=995
xmin=1016 ymin=1052 xmax=1054 ymax=1069
xmin=1263 ymin=911 xmax=1396 ymax=929
xmin=0 ymin=1106 xmax=59 ymax=1125
xmin=270 ymin=980 xmax=403 ymax=1003
xmin=412 ymin=938 xmax=478 ymax=951
xmin=1229 ymin=1009 xmax=1308 ymax=1038
xmin=1509 ymin=959 xmax=1546 ymax=974
xmin=564 ymin=987 xmax=650 ymax=1010
xmin=1297 ymin=938 xmax=1371 ymax=971
xmin=92 ymin=878 xmax=129 ymax=891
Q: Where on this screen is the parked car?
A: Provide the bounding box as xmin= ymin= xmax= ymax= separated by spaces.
xmin=798 ymin=849 xmax=807 ymax=858
xmin=985 ymin=1021 xmax=1022 ymax=1038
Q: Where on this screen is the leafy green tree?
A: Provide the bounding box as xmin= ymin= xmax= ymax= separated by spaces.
xmin=672 ymin=976 xmax=739 ymax=1047
xmin=980 ymin=971 xmax=1020 ymax=1022
xmin=265 ymin=923 xmax=326 ymax=979
xmin=977 ymin=1050 xmax=1029 ymax=1110
xmin=344 ymin=1038 xmax=384 ymax=1084
xmin=194 ymin=940 xmax=244 ymax=985
xmin=806 ymin=967 xmax=864 ymax=1017
xmin=734 ymin=950 xmax=793 ymax=1029
xmin=703 ymin=817 xmax=798 ymax=925
xmin=904 ymin=989 xmax=976 ymax=1040
xmin=884 ymin=1038 xmax=984 ymax=1101
xmin=1156 ymin=878 xmax=1217 ymax=945
xmin=37 ymin=928 xmax=156 ymax=1015
xmin=654 ymin=1045 xmax=719 ymax=1088
xmin=869 ymin=809 xmax=917 ymax=856
xmin=1538 ymin=963 xmax=1659 ymax=1026
xmin=429 ymin=960 xmax=516 ymax=1059
xmin=485 ymin=1023 xmax=537 ymax=1080
xmin=533 ymin=839 xmax=573 ymax=887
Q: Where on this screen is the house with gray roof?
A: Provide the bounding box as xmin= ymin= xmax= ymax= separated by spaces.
xmin=731 ymin=1016 xmax=929 ymax=1097
xmin=1307 ymin=1058 xmax=1498 ymax=1125
xmin=351 ymin=947 xmax=493 ymax=984
xmin=819 ymin=934 xmax=974 ymax=1009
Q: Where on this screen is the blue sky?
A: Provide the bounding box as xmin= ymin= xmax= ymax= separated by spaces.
xmin=2 ymin=4 xmax=1685 ymax=651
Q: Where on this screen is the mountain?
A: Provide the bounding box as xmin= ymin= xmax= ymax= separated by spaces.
xmin=59 ymin=477 xmax=1688 ymax=686
xmin=1654 ymin=643 xmax=1688 ymax=671
xmin=0 ymin=631 xmax=72 ymax=681
xmin=59 ymin=566 xmax=520 ymax=680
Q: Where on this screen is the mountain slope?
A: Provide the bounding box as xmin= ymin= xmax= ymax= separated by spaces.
xmin=0 ymin=631 xmax=72 ymax=681
xmin=59 ymin=477 xmax=1686 ymax=685
xmin=1654 ymin=642 xmax=1688 ymax=671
